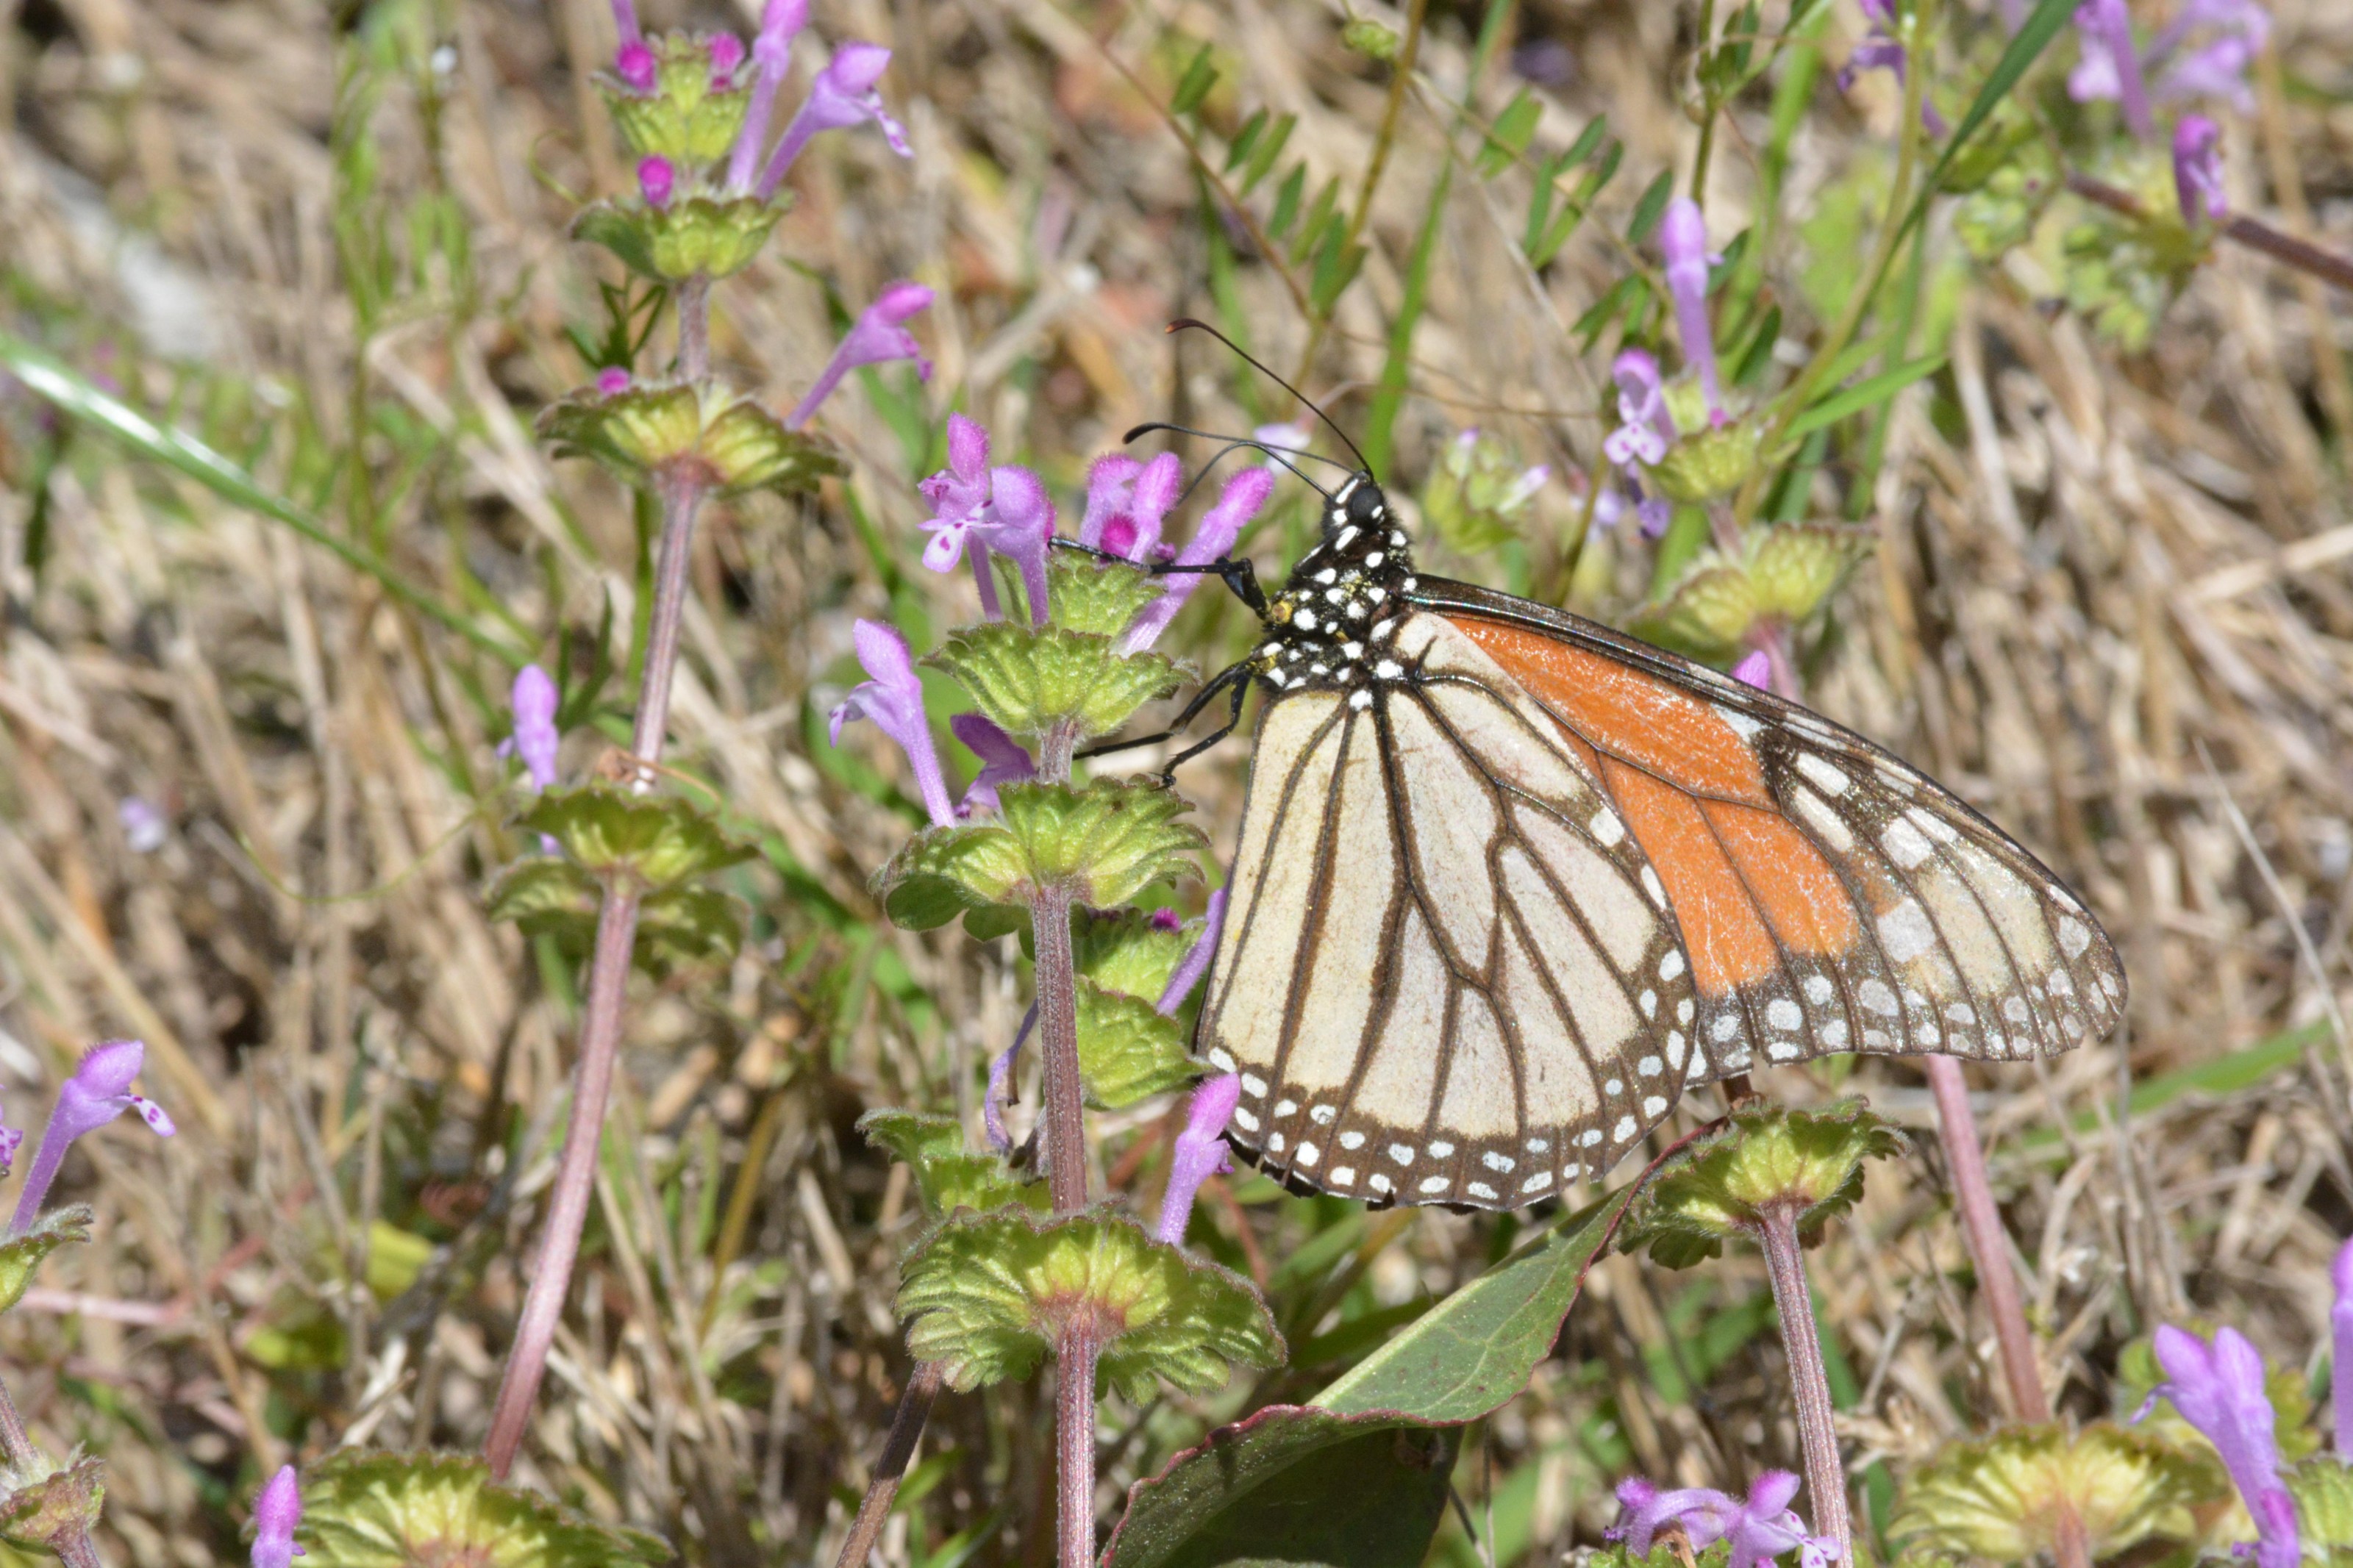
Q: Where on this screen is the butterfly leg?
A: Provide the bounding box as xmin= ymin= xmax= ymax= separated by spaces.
xmin=1074 ymin=660 xmax=1254 ymax=774
xmin=1150 ymin=674 xmax=1252 ymax=785
xmin=1043 ymin=539 xmax=1267 ymax=615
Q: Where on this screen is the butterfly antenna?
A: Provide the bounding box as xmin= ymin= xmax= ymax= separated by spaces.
xmin=1165 ymin=318 xmax=1373 ymax=476
xmin=1122 ymin=420 xmax=1347 ymax=500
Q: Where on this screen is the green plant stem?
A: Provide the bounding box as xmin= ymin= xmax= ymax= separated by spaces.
xmin=1689 ymin=0 xmax=1721 ymax=200
xmin=480 ymin=276 xmax=715 ymax=1481
xmin=2065 ymin=170 xmax=2353 ymax=293
xmin=1754 ymin=1203 xmax=1850 ymax=1557
xmin=0 ymin=1375 xmax=103 ymax=1568
xmin=831 ymin=1359 xmax=946 ymax=1568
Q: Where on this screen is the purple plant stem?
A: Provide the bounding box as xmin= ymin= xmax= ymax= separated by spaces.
xmin=831 ymin=1359 xmax=946 ymax=1568
xmin=482 ymin=281 xmax=715 ymax=1481
xmin=1754 ymin=1203 xmax=1851 ymax=1562
xmin=0 ymin=1376 xmax=103 ymax=1567
xmin=2066 ymin=171 xmax=2353 ymax=293
xmin=1924 ymin=1056 xmax=2049 ymax=1422
xmin=1057 ymin=1317 xmax=1102 ymax=1568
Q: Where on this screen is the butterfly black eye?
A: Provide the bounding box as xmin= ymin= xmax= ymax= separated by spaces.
xmin=1344 ymin=479 xmax=1385 ymax=529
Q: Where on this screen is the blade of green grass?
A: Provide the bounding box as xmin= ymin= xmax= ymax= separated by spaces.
xmin=1782 ymin=353 xmax=1947 ymax=440
xmin=0 ymin=333 xmax=514 ymax=657
xmin=2018 ymin=1023 xmax=2326 ymax=1159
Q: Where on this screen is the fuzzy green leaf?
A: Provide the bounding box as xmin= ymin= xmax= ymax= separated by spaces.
xmin=485 ymin=859 xmax=746 ymax=974
xmin=0 ymin=1457 xmax=104 ymax=1553
xmin=1075 ymin=980 xmax=1194 ymax=1109
xmin=897 ymin=1209 xmax=1281 ymax=1402
xmin=2290 ymin=1457 xmax=2353 ymax=1554
xmin=874 ymin=823 xmax=1032 ymax=928
xmin=572 ymin=195 xmax=789 ymax=284
xmin=926 ymin=623 xmax=1184 ymax=745
xmin=1643 ymin=409 xmax=1765 ymax=504
xmin=0 ymin=1206 xmax=92 ymax=1315
xmin=599 ymin=32 xmax=751 ymax=164
xmin=857 ymin=1109 xmax=1046 ymax=1220
xmin=996 ymin=779 xmax=1205 ymax=909
xmin=518 ymin=785 xmax=754 ymax=888
xmin=1073 ymin=906 xmax=1196 ymax=1003
xmin=1620 ymin=1100 xmax=1907 ymax=1265
xmin=1046 ymin=554 xmax=1165 ymax=638
xmin=1890 ymin=1423 xmax=2200 ymax=1564
xmin=1633 ymin=522 xmax=1874 ymax=663
xmin=538 ymin=379 xmax=844 ymax=496
xmin=298 ymin=1450 xmax=669 ymax=1567
xmin=1631 ymin=561 xmax=1758 ymax=665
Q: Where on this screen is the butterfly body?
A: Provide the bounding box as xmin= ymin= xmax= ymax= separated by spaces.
xmin=1194 ymin=472 xmax=2127 ymax=1210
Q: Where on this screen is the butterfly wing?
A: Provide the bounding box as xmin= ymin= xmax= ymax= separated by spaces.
xmin=1197 ymin=613 xmax=1703 ymax=1209
xmin=1418 ymin=579 xmax=2127 ymax=1086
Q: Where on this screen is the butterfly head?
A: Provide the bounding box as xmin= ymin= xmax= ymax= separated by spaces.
xmin=1252 ymin=472 xmax=1420 ymax=695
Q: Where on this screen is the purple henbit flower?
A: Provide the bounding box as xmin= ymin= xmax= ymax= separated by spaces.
xmin=12 ymin=1039 xmax=175 ymax=1236
xmin=118 ymin=797 xmax=166 ymax=853
xmin=1254 ymin=420 xmax=1313 ymax=455
xmin=828 ymin=620 xmax=956 ymax=828
xmin=2149 ymin=0 xmax=2271 ymax=110
xmin=1156 ymin=1073 xmax=1240 ymax=1245
xmin=610 ymin=0 xmax=640 ymax=49
xmin=1662 ymin=199 xmax=1727 ymax=426
xmin=1837 ymin=0 xmax=1952 ymax=135
xmin=1121 ymin=465 xmax=1276 ymax=655
xmin=949 ymin=713 xmax=1036 ymax=815
xmin=726 ymin=0 xmax=810 ymax=192
xmin=1081 ymin=451 xmax=1185 ymax=562
xmin=2174 ymin=114 xmax=2227 ymax=225
xmin=788 ymin=280 xmax=935 ymax=429
xmin=2146 ymin=1324 xmax=2299 ymax=1568
xmin=2071 ymin=0 xmax=2157 ymax=137
xmin=510 ymin=665 xmax=561 ymax=792
xmin=757 ymin=40 xmax=912 ymax=198
xmin=1604 ymin=349 xmax=1677 ymax=468
xmin=1608 ymin=1471 xmax=1841 ymax=1568
xmin=1732 ymin=649 xmax=1773 ymax=690
xmin=707 ymin=32 xmax=743 ymax=85
xmin=1155 ymin=889 xmax=1228 ymax=1016
xmin=2332 ymin=1236 xmax=2353 ymax=1451
xmin=638 ymin=154 xmax=675 ymax=210
xmin=615 ymin=40 xmax=657 ymax=93
xmin=251 ymin=1464 xmax=304 ymax=1568
xmin=596 ymin=366 xmax=632 ymax=396
xmin=917 ymin=416 xmax=1057 ymax=626
xmin=984 ymin=1004 xmax=1038 ymax=1151
xmin=0 ymin=1114 xmax=20 ymax=1181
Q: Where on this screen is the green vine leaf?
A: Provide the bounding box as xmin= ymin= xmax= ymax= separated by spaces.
xmin=538 ymin=380 xmax=845 ymax=496
xmin=1890 ymin=1423 xmax=2201 ymax=1564
xmin=298 ymin=1450 xmax=670 ymax=1568
xmin=0 ymin=1206 xmax=93 ymax=1314
xmin=519 ymin=785 xmax=756 ymax=889
xmin=897 ymin=1209 xmax=1282 ymax=1402
xmin=572 ymin=196 xmax=788 ymax=284
xmin=926 ymin=623 xmax=1183 ymax=746
xmin=857 ymin=1109 xmax=1046 ymax=1220
xmin=1620 ymin=1100 xmax=1907 ymax=1267
xmin=485 ymin=859 xmax=746 ymax=975
xmin=1046 ymin=554 xmax=1164 ymax=638
xmin=598 ymin=32 xmax=751 ymax=164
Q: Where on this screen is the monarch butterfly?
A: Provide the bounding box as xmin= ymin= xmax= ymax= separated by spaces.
xmin=1105 ymin=326 xmax=2126 ymax=1211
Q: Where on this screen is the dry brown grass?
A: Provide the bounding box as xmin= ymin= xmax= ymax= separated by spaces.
xmin=0 ymin=0 xmax=2350 ymax=1563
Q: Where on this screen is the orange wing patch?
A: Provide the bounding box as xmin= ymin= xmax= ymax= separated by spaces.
xmin=1702 ymin=801 xmax=1861 ymax=957
xmin=1451 ymin=617 xmax=1774 ymax=807
xmin=1599 ymin=759 xmax=1777 ymax=995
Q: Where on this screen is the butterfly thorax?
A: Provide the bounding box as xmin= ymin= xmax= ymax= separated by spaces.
xmin=1253 ymin=474 xmax=1421 ymax=704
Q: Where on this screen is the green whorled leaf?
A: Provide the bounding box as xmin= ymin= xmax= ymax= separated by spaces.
xmin=0 ymin=1457 xmax=104 ymax=1553
xmin=571 ymin=195 xmax=788 ymax=284
xmin=1073 ymin=906 xmax=1196 ymax=1006
xmin=598 ymin=32 xmax=752 ymax=164
xmin=963 ymin=903 xmax=1031 ymax=944
xmin=485 ymin=859 xmax=746 ymax=975
xmin=873 ymin=823 xmax=1032 ymax=929
xmin=1954 ymin=152 xmax=2061 ymax=262
xmin=0 ymin=1206 xmax=92 ymax=1314
xmin=1338 ymin=17 xmax=1402 ymax=61
xmin=996 ymin=778 xmax=1205 ymax=909
xmin=1101 ymin=1406 xmax=1459 ymax=1568
xmin=925 ymin=623 xmax=1185 ymax=746
xmin=1634 ymin=523 xmax=1875 ymax=663
xmin=1937 ymin=90 xmax=2048 ymax=196
xmin=1075 ymin=978 xmax=1194 ymax=1109
xmin=1890 ymin=1423 xmax=2201 ymax=1564
xmin=1315 ymin=1184 xmax=1635 ymax=1423
xmin=1047 ymin=554 xmax=1165 ymax=639
xmin=857 ymin=1109 xmax=1046 ymax=1220
xmin=298 ymin=1450 xmax=669 ymax=1568
xmin=896 ymin=1209 xmax=1282 ymax=1403
xmin=2290 ymin=1457 xmax=2353 ymax=1553
xmin=519 ymin=784 xmax=756 ymax=889
xmin=538 ymin=380 xmax=845 ymax=497
xmin=1643 ymin=409 xmax=1765 ymax=504
xmin=1419 ymin=431 xmax=1546 ymax=556
xmin=1618 ymin=1100 xmax=1907 ymax=1267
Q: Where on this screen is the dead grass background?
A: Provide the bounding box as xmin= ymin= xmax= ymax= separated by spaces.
xmin=0 ymin=0 xmax=2351 ymax=1562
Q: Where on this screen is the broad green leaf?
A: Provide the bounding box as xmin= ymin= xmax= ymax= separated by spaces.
xmin=874 ymin=822 xmax=1032 ymax=926
xmin=0 ymin=335 xmax=506 ymax=655
xmin=539 ymin=379 xmax=844 ymax=496
xmin=1101 ymin=1407 xmax=1460 ymax=1568
xmin=518 ymin=785 xmax=756 ymax=888
xmin=1891 ymin=1423 xmax=2201 ymax=1564
xmin=897 ymin=1209 xmax=1282 ymax=1401
xmin=487 ymin=856 xmax=748 ymax=973
xmin=572 ymin=195 xmax=788 ymax=283
xmin=0 ymin=1206 xmax=92 ymax=1314
xmin=1075 ymin=978 xmax=1193 ymax=1109
xmin=299 ymin=1450 xmax=669 ymax=1567
xmin=1046 ymin=553 xmax=1163 ymax=637
xmin=996 ymin=778 xmax=1206 ymax=908
xmin=1073 ymin=906 xmax=1195 ymax=1003
xmin=857 ymin=1109 xmax=1046 ymax=1220
xmin=1315 ymin=1184 xmax=1635 ymax=1423
xmin=1619 ymin=1100 xmax=1906 ymax=1267
xmin=926 ymin=623 xmax=1185 ymax=745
